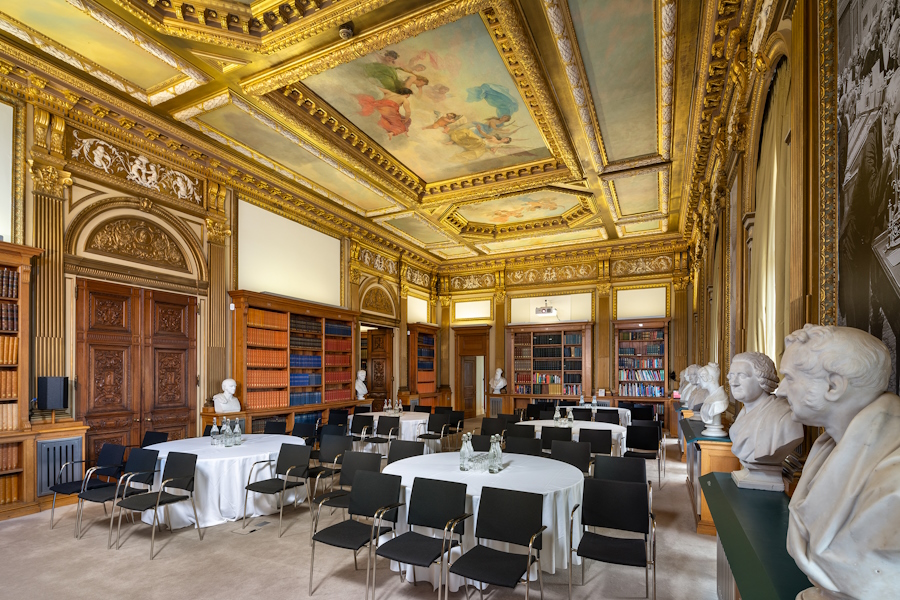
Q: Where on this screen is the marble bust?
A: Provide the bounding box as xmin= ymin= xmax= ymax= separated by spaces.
xmin=727 ymin=351 xmax=803 ymax=490
xmin=213 ymin=378 xmax=241 ymax=414
xmin=697 ymin=362 xmax=727 ymax=437
xmin=489 ymin=368 xmax=507 ymax=394
xmin=355 ymin=369 xmax=368 ymax=400
xmin=679 ymin=364 xmax=699 ymax=407
xmin=687 ymin=365 xmax=709 ymax=410
xmin=779 ymin=324 xmax=900 ymax=600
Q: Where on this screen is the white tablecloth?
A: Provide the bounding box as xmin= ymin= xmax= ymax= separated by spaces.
xmin=529 ymin=420 xmax=627 ymax=456
xmin=348 ymin=412 xmax=437 ymax=453
xmin=382 ymin=452 xmax=583 ymax=591
xmin=570 ymin=406 xmax=631 ymax=426
xmin=142 ymin=434 xmax=306 ymax=529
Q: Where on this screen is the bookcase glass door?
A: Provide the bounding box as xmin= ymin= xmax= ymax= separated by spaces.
xmin=615 ymin=322 xmax=668 ymax=398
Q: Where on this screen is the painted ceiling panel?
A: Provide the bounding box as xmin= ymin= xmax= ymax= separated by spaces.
xmin=456 ymin=189 xmax=581 ymax=224
xmin=481 ymin=228 xmax=605 ymax=253
xmin=624 ymin=220 xmax=662 ymax=233
xmin=382 ymin=214 xmax=454 ymax=245
xmin=612 ymin=172 xmax=660 ymax=216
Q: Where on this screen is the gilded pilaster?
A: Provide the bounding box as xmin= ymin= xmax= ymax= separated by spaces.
xmin=398 ymin=256 xmax=409 ymax=394
xmin=672 ymin=274 xmax=690 ymax=385
xmin=206 ymin=216 xmax=231 ymax=395
xmin=438 ymin=278 xmax=451 ymax=395
xmin=493 ymin=268 xmax=506 ymax=374
xmin=596 ymin=282 xmax=611 ymax=394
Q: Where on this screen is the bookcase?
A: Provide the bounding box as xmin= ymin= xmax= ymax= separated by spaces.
xmin=614 ymin=319 xmax=670 ymax=398
xmin=228 ymin=291 xmax=364 ymax=433
xmin=505 ymin=322 xmax=593 ymax=406
xmin=407 ymin=323 xmax=438 ymax=404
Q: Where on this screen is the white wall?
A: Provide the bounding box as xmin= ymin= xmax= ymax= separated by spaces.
xmin=408 ymin=295 xmax=429 ymax=324
xmin=509 ymin=293 xmax=592 ymax=323
xmin=454 ymin=299 xmax=492 ymax=320
xmin=615 ymin=287 xmax=667 ymax=319
xmin=0 ymin=101 xmax=13 ymax=242
xmin=238 ymin=200 xmax=341 ymax=305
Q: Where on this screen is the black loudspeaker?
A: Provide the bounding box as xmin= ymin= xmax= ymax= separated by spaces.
xmin=37 ymin=376 xmax=68 ymax=410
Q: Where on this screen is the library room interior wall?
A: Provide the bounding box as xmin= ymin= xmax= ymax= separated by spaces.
xmin=448 ymin=297 xmax=495 ymax=408
xmin=408 ymin=295 xmax=429 ymax=324
xmin=0 ymin=100 xmax=13 ymax=243
xmin=509 ymin=293 xmax=592 ymax=324
xmin=614 ymin=287 xmax=668 ymax=320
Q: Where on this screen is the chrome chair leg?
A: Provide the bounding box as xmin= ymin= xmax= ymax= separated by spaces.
xmin=309 ymin=541 xmax=317 ymax=595
xmin=50 ymin=493 xmax=57 ymax=530
xmin=538 ymin=556 xmax=544 ymax=600
xmin=242 ymin=488 xmax=250 ymax=528
xmin=150 ymin=505 xmax=160 ymax=560
xmin=115 ymin=502 xmax=126 ymax=550
xmin=278 ymin=489 xmax=286 ymax=538
xmin=191 ymin=495 xmax=203 ymax=540
xmin=165 ymin=504 xmax=172 ymax=532
xmin=107 ymin=499 xmax=119 ymax=549
xmin=73 ymin=499 xmax=81 ymax=539
xmin=354 ymin=548 xmax=359 ymax=570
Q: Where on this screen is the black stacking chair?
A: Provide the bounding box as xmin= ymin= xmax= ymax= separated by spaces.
xmin=448 ymin=487 xmax=546 ymax=600
xmin=540 ymin=426 xmax=572 ymax=455
xmin=292 ymin=421 xmax=317 ymax=445
xmin=114 ymin=451 xmax=202 ymax=559
xmin=354 ymin=404 xmax=372 ymax=414
xmin=202 ymin=425 xmax=213 ymax=436
xmin=374 ymin=478 xmax=469 ymax=600
xmin=318 ymin=423 xmax=344 ymax=440
xmin=594 ymin=411 xmax=619 ymax=424
xmin=367 ymin=416 xmax=400 ymax=456
xmin=328 ymin=409 xmax=350 ymax=430
xmin=551 ymin=440 xmax=592 ymax=474
xmin=311 ymin=450 xmax=382 ymax=513
xmin=625 ymin=425 xmax=664 ymax=485
xmin=569 ymin=479 xmax=655 ymax=600
xmin=631 ymin=406 xmax=655 ymax=421
xmin=447 ymin=410 xmax=465 ymax=450
xmin=417 ymin=412 xmax=450 ymax=451
xmin=74 ymin=447 xmax=155 ymax=542
xmin=507 ymin=423 xmax=535 ymax=439
xmin=309 ymin=470 xmax=402 ymax=595
xmin=242 ymin=443 xmax=312 ymax=537
xmin=49 ymin=442 xmax=125 ymax=530
xmin=264 ymin=421 xmax=287 ymax=435
xmin=307 ymin=434 xmax=353 ymax=496
xmin=349 ymin=414 xmax=375 ymax=448
xmin=618 ymin=401 xmax=636 ymax=412
xmin=634 ymin=418 xmax=667 ymax=445
xmin=505 ymin=437 xmax=542 ymax=457
xmin=573 ymin=410 xmax=592 ymax=422
xmin=414 ymin=405 xmax=432 ymax=413
xmin=387 ymin=440 xmax=425 ymax=464
xmin=525 ymin=404 xmax=542 ymax=421
xmin=539 ymin=410 xmax=555 ymax=421
xmin=140 ymin=431 xmax=169 ymax=447
xmin=433 ymin=406 xmax=452 ymax=415
xmin=498 ymin=413 xmax=519 ymax=428
xmin=592 ymin=455 xmax=648 ymax=484
xmin=559 ymin=400 xmax=576 ymax=407
xmin=470 ymin=434 xmax=491 ymax=452
xmin=578 ymin=429 xmax=613 ymax=462
xmin=480 ymin=417 xmax=505 ymax=439
xmin=402 ymin=404 xmax=411 ymax=412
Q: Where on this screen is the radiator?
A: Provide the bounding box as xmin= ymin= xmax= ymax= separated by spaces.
xmin=489 ymin=396 xmax=503 ymax=417
xmin=716 ymin=535 xmax=740 ymax=599
xmin=36 ymin=437 xmax=82 ymax=497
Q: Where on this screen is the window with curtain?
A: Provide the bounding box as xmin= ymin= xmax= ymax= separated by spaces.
xmin=747 ymin=57 xmax=792 ymax=367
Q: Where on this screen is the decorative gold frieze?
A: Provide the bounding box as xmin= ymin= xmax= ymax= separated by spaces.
xmin=357 ymin=246 xmax=398 ymax=277
xmin=407 ymin=266 xmax=431 ymax=289
xmin=506 ymin=263 xmax=598 ymax=286
xmin=85 ymin=217 xmax=189 ymax=272
xmin=450 ymin=273 xmax=495 ymax=291
xmin=362 ymin=287 xmax=394 ymax=315
xmin=611 ymin=255 xmax=674 ymax=277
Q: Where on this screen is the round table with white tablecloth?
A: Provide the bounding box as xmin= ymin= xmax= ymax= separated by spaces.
xmin=381 ymin=452 xmax=584 ymax=591
xmin=142 ymin=434 xmax=306 ymax=530
xmin=570 ymin=405 xmax=631 ymax=426
xmin=529 ymin=420 xmax=628 ymax=456
xmin=348 ymin=411 xmax=436 ymax=453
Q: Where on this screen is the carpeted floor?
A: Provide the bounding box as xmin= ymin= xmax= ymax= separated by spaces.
xmin=0 ymin=423 xmax=717 ymax=600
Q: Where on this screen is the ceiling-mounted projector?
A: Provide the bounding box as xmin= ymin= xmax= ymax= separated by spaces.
xmin=535 ymin=300 xmax=557 ymax=317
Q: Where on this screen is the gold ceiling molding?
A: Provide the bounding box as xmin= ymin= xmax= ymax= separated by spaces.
xmin=450 ymin=272 xmax=495 ymax=291
xmin=601 ymin=163 xmax=671 ymax=225
xmin=406 ymin=265 xmax=432 ymax=290
xmin=110 ymin=0 xmax=395 ymax=54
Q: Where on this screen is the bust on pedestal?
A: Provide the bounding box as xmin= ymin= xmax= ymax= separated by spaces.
xmin=355 ymin=369 xmax=368 ymax=400
xmin=780 ymin=324 xmax=900 ymax=600
xmin=688 ymin=365 xmax=709 ymax=410
xmin=213 ymin=378 xmax=241 ymax=414
xmin=680 ymin=364 xmax=699 ymax=407
xmin=727 ymin=351 xmax=803 ymax=491
xmin=698 ymin=362 xmax=727 ymax=437
xmin=489 ymin=368 xmax=507 ymax=394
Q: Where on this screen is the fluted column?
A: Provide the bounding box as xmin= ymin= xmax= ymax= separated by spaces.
xmin=398 ymin=257 xmax=409 ymax=393
xmin=205 ymin=217 xmax=231 ymax=395
xmin=672 ymin=275 xmax=689 ymax=382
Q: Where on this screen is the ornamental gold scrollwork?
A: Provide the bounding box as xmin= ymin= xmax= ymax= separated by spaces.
xmin=205 ymin=218 xmax=232 ymax=244
xmin=362 ymin=287 xmax=394 ymax=315
xmin=28 ymin=160 xmax=72 ymax=197
xmin=439 ymin=295 xmax=451 ymax=308
xmin=86 ymin=218 xmax=189 ymax=272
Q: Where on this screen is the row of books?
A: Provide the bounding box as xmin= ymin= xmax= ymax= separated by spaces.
xmin=416 ymin=347 xmax=435 ymax=358
xmin=618 ymin=369 xmax=665 ymax=381
xmin=418 ymin=334 xmax=435 ymax=346
xmin=618 ymin=344 xmax=664 ymax=356
xmin=619 ymin=330 xmax=664 ymax=341
xmin=290 ymin=316 xmax=321 ymax=333
xmin=248 ymin=328 xmax=288 ymax=348
xmin=245 ymin=390 xmax=289 ymax=409
xmin=417 ymin=370 xmax=435 ymax=382
xmin=291 ymin=355 xmax=322 ymax=368
xmin=533 ymin=360 xmax=562 ymax=371
xmin=0 ymin=337 xmax=17 ymax=365
xmin=564 ymin=333 xmax=582 ymax=345
xmin=0 ymin=304 xmax=18 ymax=332
xmin=294 ymin=411 xmax=322 ymax=426
xmin=248 ymin=349 xmax=286 ymax=369
xmin=324 ymin=338 xmax=352 ymax=352
xmin=533 ymin=347 xmax=562 ymax=358
xmin=417 ymin=360 xmax=434 ymax=371
xmin=0 ymin=269 xmax=19 ymax=299
xmin=290 ymin=391 xmax=322 ymax=406
xmin=247 ymin=370 xmax=289 ymax=388
xmin=513 ymin=348 xmax=532 ymax=358
xmin=514 ymin=360 xmax=531 ymax=371
xmin=252 ymin=418 xmax=285 ymax=434
xmin=562 ymin=384 xmax=582 ymax=395
xmin=324 ymin=389 xmax=353 ymax=402
xmin=290 ymin=373 xmax=321 ymax=386
xmin=248 ymin=308 xmax=288 ymax=330
xmin=619 ymin=357 xmax=664 ymax=369
xmin=563 ymin=373 xmax=582 ymax=384
xmin=0 ymin=443 xmax=18 ymax=470
xmin=324 ymin=322 xmax=352 ymax=336
xmin=324 ymin=354 xmax=350 ymax=367
xmin=533 ymin=373 xmax=561 ymax=384
xmin=324 ymin=371 xmax=351 ymax=384
xmin=564 ymin=360 xmax=582 ymax=371
xmin=0 ymin=370 xmax=16 ymax=399
xmin=0 ymin=474 xmax=19 ymax=504
xmin=0 ymin=403 xmax=17 ymax=431
xmin=533 ymin=383 xmax=562 ymax=394
xmin=291 ymin=336 xmax=321 ymax=349
xmin=618 ymin=383 xmax=666 ymax=397
xmin=514 ymin=333 xmax=532 ymax=345
xmin=515 ymin=373 xmax=532 ymax=383
xmin=533 ymin=334 xmax=562 ymax=345
xmin=563 ymin=347 xmax=582 ymax=357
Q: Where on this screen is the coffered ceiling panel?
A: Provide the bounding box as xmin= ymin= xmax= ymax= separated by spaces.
xmin=376 ymin=212 xmax=456 ymax=247
xmin=476 ymin=228 xmax=607 ymax=254
xmin=611 ymin=172 xmax=661 ymax=217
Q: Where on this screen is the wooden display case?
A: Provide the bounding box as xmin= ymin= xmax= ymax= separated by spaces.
xmin=614 ymin=319 xmax=670 ymax=398
xmin=407 ymin=323 xmax=438 ymax=405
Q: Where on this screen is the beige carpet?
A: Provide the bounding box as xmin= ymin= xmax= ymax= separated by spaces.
xmin=0 ymin=429 xmax=717 ymax=600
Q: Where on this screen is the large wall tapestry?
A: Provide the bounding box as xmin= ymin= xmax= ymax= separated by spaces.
xmin=838 ymin=0 xmax=900 ymax=391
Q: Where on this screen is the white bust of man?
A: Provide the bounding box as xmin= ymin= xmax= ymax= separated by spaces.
xmin=680 ymin=364 xmax=699 ymax=407
xmin=687 ymin=365 xmax=709 ymax=410
xmin=489 ymin=368 xmax=507 ymax=394
xmin=698 ymin=362 xmax=727 ymax=437
xmin=355 ymin=369 xmax=368 ymax=400
xmin=780 ymin=324 xmax=900 ymax=600
xmin=213 ymin=378 xmax=241 ymax=414
xmin=727 ymin=351 xmax=803 ymax=490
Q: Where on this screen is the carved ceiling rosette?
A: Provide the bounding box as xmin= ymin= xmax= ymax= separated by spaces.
xmin=86 ymin=217 xmax=190 ymax=272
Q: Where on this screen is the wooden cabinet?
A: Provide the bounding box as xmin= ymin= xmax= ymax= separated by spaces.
xmin=407 ymin=323 xmax=438 ymax=405
xmin=614 ymin=319 xmax=669 ymax=398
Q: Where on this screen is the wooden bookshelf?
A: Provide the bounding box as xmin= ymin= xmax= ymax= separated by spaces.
xmin=614 ymin=319 xmax=670 ymax=398
xmin=407 ymin=323 xmax=438 ymax=404
xmin=505 ymin=322 xmax=593 ymax=405
xmin=229 ymin=291 xmax=366 ymax=432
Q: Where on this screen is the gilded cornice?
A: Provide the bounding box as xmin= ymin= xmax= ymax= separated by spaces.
xmin=818 ymin=0 xmax=837 ymax=325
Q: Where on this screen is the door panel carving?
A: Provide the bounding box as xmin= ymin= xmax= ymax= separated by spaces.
xmin=155 ymin=350 xmax=186 ymax=407
xmin=89 ymin=294 xmax=129 ymax=331
xmin=366 ymin=329 xmax=393 ymax=403
xmin=155 ymin=302 xmax=187 ymax=336
xmin=89 ymin=347 xmax=128 ymax=411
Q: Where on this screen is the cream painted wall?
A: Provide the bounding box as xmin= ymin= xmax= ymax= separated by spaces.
xmin=0 ymin=101 xmax=12 ymax=242
xmin=408 ymin=295 xmax=429 ymax=324
xmin=238 ymin=200 xmax=340 ymax=305
xmin=615 ymin=287 xmax=667 ymax=319
xmin=454 ymin=299 xmax=492 ymax=320
xmin=509 ymin=293 xmax=592 ymax=323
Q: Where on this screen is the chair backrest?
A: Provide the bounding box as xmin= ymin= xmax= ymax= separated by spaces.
xmin=592 ymin=455 xmax=647 ymax=484
xmin=160 ymin=452 xmax=197 ymax=492
xmin=448 ymin=411 xmax=464 ymax=430
xmin=573 ymin=410 xmax=592 ymax=421
xmin=498 ymin=413 xmax=518 ymax=427
xmin=319 ymin=434 xmax=353 ymax=464
xmin=141 ymin=431 xmax=169 ymax=448
xmin=319 ymin=424 xmax=344 ymax=439
xmin=95 ymin=443 xmax=127 ymax=479
xmin=470 ymin=435 xmax=491 ymax=452
xmin=578 ymin=429 xmax=612 ymax=455
xmin=350 ymin=414 xmax=374 ymax=436
xmin=354 ymin=404 xmax=372 ymax=414
xmin=632 ymin=419 xmax=663 ymax=440
xmin=328 ymin=409 xmax=350 ymax=427
xmin=375 ymin=415 xmax=400 ymax=436
xmin=292 ymin=422 xmax=316 ymax=439
xmin=506 ymin=424 xmax=535 ymax=438
xmin=626 ymin=425 xmax=661 ymax=452
xmin=202 ymin=425 xmax=212 ymax=436
xmin=480 ymin=418 xmax=504 ymax=437
xmin=631 ymin=406 xmax=655 ymax=421
xmin=551 ymin=440 xmax=591 ymax=473
xmin=433 ymin=406 xmax=452 ymax=415
xmin=558 ymin=400 xmax=576 ymax=407
xmin=504 ymin=437 xmax=542 ymax=456
xmin=476 ymin=487 xmax=543 ymax=550
xmin=123 ymin=448 xmax=159 ymax=487
xmin=337 ymin=451 xmax=383 ymax=487
xmin=540 ymin=426 xmax=572 ymax=450
xmin=275 ymin=444 xmax=312 ymax=478
xmin=401 ymin=404 xmax=411 ymax=412
xmin=264 ymin=421 xmax=287 ymax=435
xmin=426 ymin=412 xmax=449 ymax=434
xmin=618 ymin=401 xmax=636 ymax=411
xmin=387 ymin=440 xmax=425 ymax=464
xmin=414 ymin=405 xmax=432 ymax=413
xmin=539 ymin=410 xmax=555 ymax=421
xmin=594 ymin=411 xmax=619 ymax=424
xmin=525 ymin=404 xmax=541 ymax=421
xmin=348 ymin=470 xmax=402 ymax=521
xmin=408 ymin=477 xmax=469 ymax=535
xmin=582 ymin=478 xmax=649 ymax=534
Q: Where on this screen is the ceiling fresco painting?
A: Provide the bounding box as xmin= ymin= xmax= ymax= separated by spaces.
xmin=377 ymin=213 xmax=456 ymax=247
xmin=610 ymin=172 xmax=661 ymax=217
xmin=456 ymin=189 xmax=582 ymax=224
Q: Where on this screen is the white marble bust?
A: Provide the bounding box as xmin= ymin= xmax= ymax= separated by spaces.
xmin=489 ymin=368 xmax=507 ymax=394
xmin=680 ymin=364 xmax=699 ymax=407
xmin=697 ymin=362 xmax=727 ymax=437
xmin=779 ymin=324 xmax=900 ymax=600
xmin=727 ymin=351 xmax=803 ymax=490
xmin=687 ymin=365 xmax=709 ymax=410
xmin=355 ymin=369 xmax=368 ymax=400
xmin=213 ymin=378 xmax=241 ymax=414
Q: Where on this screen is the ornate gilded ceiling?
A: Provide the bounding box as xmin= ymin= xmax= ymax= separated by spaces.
xmin=0 ymin=0 xmax=702 ymax=263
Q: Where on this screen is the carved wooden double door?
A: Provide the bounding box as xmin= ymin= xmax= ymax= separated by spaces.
xmin=76 ymin=279 xmax=197 ymax=462
xmin=365 ymin=328 xmax=393 ymax=404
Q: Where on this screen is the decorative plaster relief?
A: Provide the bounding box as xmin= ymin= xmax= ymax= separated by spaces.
xmin=450 ymin=273 xmax=495 ymax=291
xmin=86 ymin=218 xmax=189 ymax=272
xmin=358 ymin=247 xmax=398 ymax=276
xmin=611 ymin=255 xmax=674 ymax=276
xmin=507 ymin=263 xmax=597 ymax=285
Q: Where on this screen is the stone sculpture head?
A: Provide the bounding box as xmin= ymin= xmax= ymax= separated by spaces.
xmin=357 ymin=370 xmax=366 ymax=382
xmin=222 ymin=378 xmax=237 ymax=396
xmin=685 ymin=364 xmax=700 ymax=385
xmin=494 ymin=368 xmax=503 ymax=379
xmin=698 ymin=362 xmax=721 ymax=391
xmin=728 ymin=351 xmax=778 ymax=405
